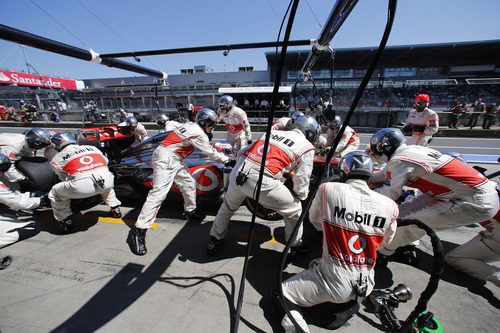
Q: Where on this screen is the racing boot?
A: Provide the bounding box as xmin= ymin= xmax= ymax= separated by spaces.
xmin=127 ymin=227 xmax=147 ymax=256
xmin=111 ymin=206 xmax=122 ymax=218
xmin=389 ymin=245 xmax=419 ymax=266
xmin=206 ymin=236 xmax=224 ymax=256
xmin=183 ymin=209 xmax=206 ymax=222
xmin=58 ymin=217 xmax=74 ymax=234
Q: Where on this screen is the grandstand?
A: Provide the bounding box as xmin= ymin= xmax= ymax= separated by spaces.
xmin=1 ymin=39 xmax=499 ymax=124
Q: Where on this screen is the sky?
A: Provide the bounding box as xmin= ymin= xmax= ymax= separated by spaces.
xmin=0 ymin=0 xmax=499 ymax=80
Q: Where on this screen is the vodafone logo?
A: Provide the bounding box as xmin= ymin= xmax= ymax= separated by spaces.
xmin=257 ymin=144 xmax=270 ymax=155
xmin=229 ymin=125 xmax=236 ymax=132
xmin=348 ymin=235 xmax=366 ymax=254
xmin=80 ymin=156 xmax=94 ymax=164
xmin=191 ymin=165 xmax=222 ymax=193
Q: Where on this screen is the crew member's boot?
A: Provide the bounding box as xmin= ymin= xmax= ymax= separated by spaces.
xmin=58 ymin=217 xmax=74 ymax=234
xmin=206 ymin=236 xmax=224 ymax=256
xmin=127 ymin=227 xmax=147 ymax=256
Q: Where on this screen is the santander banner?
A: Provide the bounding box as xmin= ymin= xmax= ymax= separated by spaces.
xmin=0 ymin=69 xmax=85 ymax=90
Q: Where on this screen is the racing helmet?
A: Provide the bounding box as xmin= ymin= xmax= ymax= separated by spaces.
xmin=290 ymin=111 xmax=304 ymax=123
xmin=218 ymin=95 xmax=234 ymax=112
xmin=414 ymin=94 xmax=430 ymax=111
xmin=339 ymin=151 xmax=374 ymax=181
xmin=0 ymin=153 xmax=12 ymax=173
xmin=25 ymin=128 xmax=51 ymax=149
xmin=156 ymin=114 xmax=169 ymax=127
xmin=443 ymin=151 xmax=467 ymax=164
xmin=51 ymin=132 xmax=76 ymax=152
xmin=126 ymin=116 xmax=138 ymax=128
xmin=328 ymin=115 xmax=342 ymax=130
xmin=293 ymin=115 xmax=321 ymax=144
xmin=196 ymin=108 xmax=219 ymax=133
xmin=369 ymin=128 xmax=406 ymax=160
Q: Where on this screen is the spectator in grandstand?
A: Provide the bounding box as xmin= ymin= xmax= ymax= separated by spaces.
xmin=279 ymin=98 xmax=289 ymax=111
xmin=482 ymin=102 xmax=498 ymax=129
xmin=244 ymin=98 xmax=250 ymax=110
xmin=253 ymin=98 xmax=260 ymax=109
xmin=117 ymin=107 xmax=127 ymax=122
xmin=448 ymin=99 xmax=468 ymax=128
xmin=217 ymin=95 xmax=252 ymax=151
xmin=260 ymin=99 xmax=269 ymax=110
xmin=467 ymin=98 xmax=486 ymax=129
xmin=402 ymin=94 xmax=439 ymax=146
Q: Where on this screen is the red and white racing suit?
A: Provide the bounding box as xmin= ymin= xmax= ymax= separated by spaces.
xmin=373 ymin=144 xmax=499 ymax=255
xmin=281 ymin=179 xmax=398 ymax=332
xmin=159 ymin=120 xmax=182 ymax=133
xmin=271 ymin=117 xmax=293 ymax=131
xmin=405 ymin=108 xmax=439 ymax=146
xmin=49 ymin=145 xmax=121 ymax=222
xmin=445 ymin=197 xmax=500 ymax=287
xmin=209 ymin=129 xmax=315 ymax=247
xmin=325 ymin=125 xmax=360 ymax=157
xmin=118 ymin=122 xmax=149 ymax=143
xmin=0 ymin=133 xmax=35 ymax=183
xmin=135 ymin=122 xmax=229 ymax=229
xmin=0 ymin=181 xmax=41 ymax=247
xmin=219 ymin=106 xmax=252 ymax=151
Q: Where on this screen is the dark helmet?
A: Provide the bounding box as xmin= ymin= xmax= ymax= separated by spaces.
xmin=126 ymin=116 xmax=138 ymax=128
xmin=25 ymin=128 xmax=51 ymax=149
xmin=196 ymin=108 xmax=219 ymax=133
xmin=290 ymin=111 xmax=304 ymax=123
xmin=293 ymin=115 xmax=321 ymax=144
xmin=156 ymin=114 xmax=169 ymax=127
xmin=51 ymin=132 xmax=76 ymax=152
xmin=443 ymin=152 xmax=467 ymax=164
xmin=328 ymin=115 xmax=342 ymax=130
xmin=0 ymin=153 xmax=12 ymax=173
xmin=369 ymin=128 xmax=406 ymax=160
xmin=339 ymin=151 xmax=373 ymax=181
xmin=218 ymin=95 xmax=234 ymax=111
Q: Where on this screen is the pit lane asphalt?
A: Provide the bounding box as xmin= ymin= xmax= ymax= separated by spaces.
xmin=0 ymin=127 xmax=499 ymax=332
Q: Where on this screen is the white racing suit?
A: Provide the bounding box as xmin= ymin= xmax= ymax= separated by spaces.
xmin=159 ymin=120 xmax=182 ymax=133
xmin=219 ymin=106 xmax=252 ymax=151
xmin=118 ymin=122 xmax=149 ymax=143
xmin=271 ymin=117 xmax=293 ymax=131
xmin=135 ymin=122 xmax=229 ymax=229
xmin=405 ymin=108 xmax=439 ymax=146
xmin=0 ymin=133 xmax=35 ymax=183
xmin=0 ymin=181 xmax=41 ymax=247
xmin=373 ymin=144 xmax=499 ymax=255
xmin=325 ymin=125 xmax=360 ymax=158
xmin=281 ymin=179 xmax=398 ymax=332
xmin=445 ymin=201 xmax=500 ymax=287
xmin=49 ymin=145 xmax=121 ymax=222
xmin=209 ymin=129 xmax=315 ymax=247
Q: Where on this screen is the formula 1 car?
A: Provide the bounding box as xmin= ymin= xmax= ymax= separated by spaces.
xmin=18 ymin=125 xmax=341 ymax=220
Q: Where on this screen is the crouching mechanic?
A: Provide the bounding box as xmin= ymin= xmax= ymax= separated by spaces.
xmin=120 ymin=116 xmax=149 ymax=144
xmin=48 ymin=132 xmax=122 ymax=233
xmin=0 ymin=153 xmax=48 ymax=249
xmin=320 ymin=114 xmax=360 ymax=157
xmin=127 ymin=108 xmax=232 ymax=256
xmin=368 ymin=128 xmax=499 ymax=259
xmin=218 ymin=95 xmax=252 ymax=151
xmin=0 ymin=128 xmax=51 ymax=189
xmin=402 ymin=94 xmax=439 ymax=146
xmin=280 ymin=151 xmax=398 ymax=332
xmin=207 ymin=115 xmax=320 ymax=256
xmin=271 ymin=111 xmax=304 ymax=131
